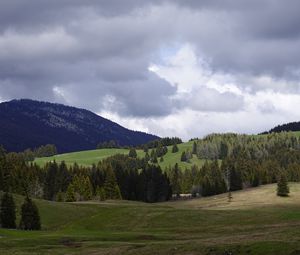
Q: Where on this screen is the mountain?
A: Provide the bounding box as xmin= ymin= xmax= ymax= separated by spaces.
xmin=262 ymin=121 xmax=300 ymax=134
xmin=0 ymin=99 xmax=159 ymax=153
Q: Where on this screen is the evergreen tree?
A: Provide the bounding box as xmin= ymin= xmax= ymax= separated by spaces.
xmin=172 ymin=144 xmax=179 ymax=153
xmin=151 ymin=153 xmax=158 ymax=163
xmin=56 ymin=191 xmax=64 ymax=202
xmin=82 ymin=176 xmax=93 ymax=200
xmin=143 ymin=146 xmax=149 ymax=153
xmin=230 ymin=166 xmax=243 ymax=191
xmin=192 ymin=141 xmax=197 ymax=154
xmin=0 ymin=147 xmax=11 ymax=192
xmin=103 ymin=165 xmax=122 ymax=199
xmin=169 ymin=163 xmax=182 ymax=197
xmin=160 ymin=156 xmax=164 ymax=162
xmin=44 ymin=161 xmax=58 ymax=200
xmin=96 ymin=186 xmax=106 ymax=201
xmin=65 ymin=183 xmax=76 ymax=202
xmin=144 ymin=152 xmax=150 ymax=162
xmin=220 ymin=141 xmax=228 ymax=159
xmin=0 ymin=192 xmax=16 ymax=229
xmin=277 ymin=172 xmax=289 ymax=197
xmin=181 ymin=151 xmax=187 ymax=162
xmin=128 ymin=148 xmax=137 ymax=158
xmin=19 ymin=197 xmax=41 ymax=230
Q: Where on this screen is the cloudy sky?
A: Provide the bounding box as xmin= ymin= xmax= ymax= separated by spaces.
xmin=1 ymin=0 xmax=300 ymax=140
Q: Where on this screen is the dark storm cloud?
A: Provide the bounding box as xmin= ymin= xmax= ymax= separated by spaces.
xmin=1 ymin=0 xmax=300 ymax=117
xmin=177 ymin=0 xmax=300 ymax=80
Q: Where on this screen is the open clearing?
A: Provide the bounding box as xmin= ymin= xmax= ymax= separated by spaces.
xmin=1 ymin=183 xmax=300 ymax=254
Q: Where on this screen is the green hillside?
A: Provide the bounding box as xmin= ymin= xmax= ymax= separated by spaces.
xmin=34 ymin=141 xmax=205 ymax=169
xmin=34 ymin=132 xmax=300 ymax=169
xmin=2 ymin=184 xmax=300 ymax=254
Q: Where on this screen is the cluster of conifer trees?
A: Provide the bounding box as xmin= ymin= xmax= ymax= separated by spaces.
xmin=167 ymin=133 xmax=300 ymax=196
xmin=0 ymin=147 xmax=41 ymax=230
xmin=8 ymin=144 xmax=57 ymax=162
xmin=0 ymin=146 xmax=171 ymax=204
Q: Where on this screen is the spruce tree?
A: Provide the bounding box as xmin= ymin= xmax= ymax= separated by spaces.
xmin=103 ymin=165 xmax=122 ymax=200
xmin=192 ymin=141 xmax=197 ymax=155
xmin=144 ymin=152 xmax=150 ymax=162
xmin=181 ymin=151 xmax=187 ymax=162
xmin=56 ymin=191 xmax=64 ymax=202
xmin=172 ymin=144 xmax=179 ymax=153
xmin=65 ymin=183 xmax=76 ymax=202
xmin=82 ymin=176 xmax=93 ymax=200
xmin=128 ymin=148 xmax=137 ymax=158
xmin=0 ymin=192 xmax=16 ymax=229
xmin=169 ymin=163 xmax=182 ymax=197
xmin=19 ymin=197 xmax=41 ymax=230
xmin=151 ymin=153 xmax=158 ymax=163
xmin=277 ymin=172 xmax=289 ymax=197
xmin=96 ymin=186 xmax=106 ymax=201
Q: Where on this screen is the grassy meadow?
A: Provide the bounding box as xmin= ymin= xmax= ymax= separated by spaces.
xmin=34 ymin=141 xmax=205 ymax=169
xmin=1 ymin=183 xmax=300 ymax=254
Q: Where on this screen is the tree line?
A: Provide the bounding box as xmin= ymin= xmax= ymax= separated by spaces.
xmin=0 ymin=147 xmax=172 ymax=204
xmin=7 ymin=144 xmax=57 ymax=162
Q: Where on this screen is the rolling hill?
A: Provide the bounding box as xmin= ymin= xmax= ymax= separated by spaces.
xmin=0 ymin=99 xmax=158 ymax=153
xmin=35 ymin=131 xmax=300 ymax=169
xmin=34 ymin=140 xmax=205 ymax=169
xmin=1 ymin=183 xmax=300 ymax=254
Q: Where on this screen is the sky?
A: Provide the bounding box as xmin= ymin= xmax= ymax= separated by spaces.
xmin=1 ymin=0 xmax=300 ymax=140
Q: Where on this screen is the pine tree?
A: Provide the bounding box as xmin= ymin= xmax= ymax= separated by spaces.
xmin=19 ymin=197 xmax=41 ymax=230
xmin=277 ymin=172 xmax=289 ymax=197
xmin=56 ymin=191 xmax=64 ymax=202
xmin=145 ymin=152 xmax=150 ymax=162
xmin=192 ymin=141 xmax=197 ymax=155
xmin=44 ymin=161 xmax=58 ymax=200
xmin=0 ymin=192 xmax=16 ymax=229
xmin=181 ymin=151 xmax=187 ymax=162
xmin=128 ymin=148 xmax=137 ymax=158
xmin=96 ymin=186 xmax=106 ymax=201
xmin=0 ymin=147 xmax=11 ymax=193
xmin=103 ymin=165 xmax=122 ymax=200
xmin=151 ymin=153 xmax=158 ymax=163
xmin=82 ymin=176 xmax=93 ymax=200
xmin=65 ymin=183 xmax=76 ymax=202
xmin=169 ymin=163 xmax=182 ymax=197
xmin=172 ymin=144 xmax=179 ymax=153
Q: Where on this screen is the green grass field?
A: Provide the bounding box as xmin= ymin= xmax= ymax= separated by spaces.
xmin=2 ymin=183 xmax=300 ymax=254
xmin=34 ymin=141 xmax=205 ymax=170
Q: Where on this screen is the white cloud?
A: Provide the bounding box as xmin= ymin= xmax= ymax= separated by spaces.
xmin=100 ymin=45 xmax=300 ymax=140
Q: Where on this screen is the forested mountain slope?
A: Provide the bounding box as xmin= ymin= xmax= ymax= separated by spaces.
xmin=0 ymin=99 xmax=158 ymax=153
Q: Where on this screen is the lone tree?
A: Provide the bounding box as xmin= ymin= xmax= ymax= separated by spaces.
xmin=0 ymin=192 xmax=16 ymax=229
xmin=180 ymin=151 xmax=187 ymax=162
xmin=128 ymin=148 xmax=137 ymax=158
xmin=277 ymin=172 xmax=289 ymax=197
xmin=172 ymin=144 xmax=179 ymax=153
xmin=19 ymin=197 xmax=41 ymax=230
xmin=192 ymin=141 xmax=197 ymax=154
